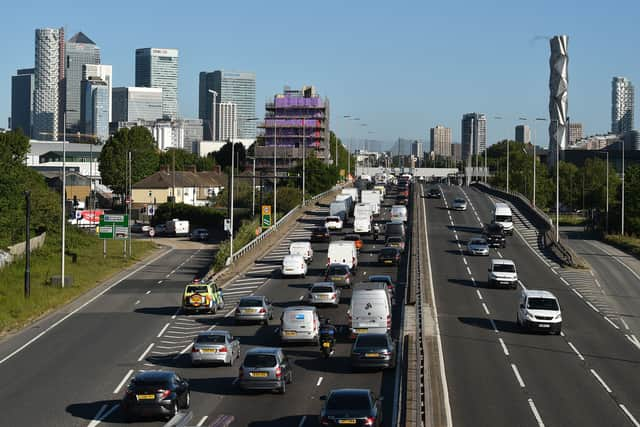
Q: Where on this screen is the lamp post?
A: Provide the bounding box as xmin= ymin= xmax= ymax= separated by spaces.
xmin=60 ymin=110 xmax=76 ymax=287
xmin=24 ymin=191 xmax=31 ymax=297
xmin=622 ymin=137 xmax=625 ymax=235
xmin=302 ymin=117 xmax=306 ymax=206
xmin=602 ymin=151 xmax=609 ymax=233
xmin=273 ymin=114 xmax=277 ymax=225
xmin=534 ymin=118 xmax=546 ymax=207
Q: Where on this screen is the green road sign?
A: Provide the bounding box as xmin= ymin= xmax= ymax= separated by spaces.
xmin=261 ymin=205 xmax=272 ymax=229
xmin=99 ymin=214 xmax=129 ymax=240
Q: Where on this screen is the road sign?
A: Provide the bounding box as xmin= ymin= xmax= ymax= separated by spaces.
xmin=147 ymin=204 xmax=155 ymax=216
xmin=224 ymin=219 xmax=231 ymax=232
xmin=99 ymin=214 xmax=129 ymax=240
xmin=261 ymin=205 xmax=272 ymax=229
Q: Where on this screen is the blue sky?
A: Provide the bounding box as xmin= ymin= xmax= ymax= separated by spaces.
xmin=2 ymin=0 xmax=639 ymax=149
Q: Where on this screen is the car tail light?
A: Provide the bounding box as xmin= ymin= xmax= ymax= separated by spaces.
xmin=259 ymin=308 xmax=266 ymax=313
xmin=218 ymin=346 xmax=227 ymax=353
xmin=387 ymin=314 xmax=392 ymax=328
xmin=275 ymin=367 xmax=282 ymax=378
xmin=364 ymin=416 xmax=376 ymax=426
xmin=192 ymin=346 xmax=199 ymax=353
xmin=157 ymin=389 xmax=171 ymax=399
xmin=235 ymin=308 xmax=241 ymax=314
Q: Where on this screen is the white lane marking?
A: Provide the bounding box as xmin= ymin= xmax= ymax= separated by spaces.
xmin=559 ymin=277 xmax=570 ymax=286
xmin=590 ymin=369 xmax=612 ymax=393
xmin=496 ymin=250 xmax=503 ymax=258
xmin=560 ymin=331 xmax=566 ymax=337
xmin=235 ymin=277 xmax=266 ymax=283
xmin=87 ymin=403 xmax=119 ymax=427
xmin=466 ymin=266 xmax=472 ymax=275
xmin=587 ymin=240 xmax=640 ymax=282
xmin=422 ymin=191 xmax=453 ymax=427
xmin=156 ymin=345 xmax=184 ymax=350
xmin=134 ymin=300 xmax=140 ymax=305
xmin=489 ymin=318 xmax=498 ymax=332
xmin=316 ymin=376 xmax=323 ymax=386
xmin=498 ymin=338 xmax=509 ymax=356
xmin=604 ymin=316 xmax=620 ymax=330
xmin=162 ymin=329 xmax=201 ymax=335
xmin=511 ymin=363 xmax=525 ymax=387
xmin=175 ymin=342 xmax=194 ymax=359
xmin=567 ymin=342 xmax=585 ymax=361
xmin=169 ymin=324 xmax=204 ymax=330
xmin=0 ymin=248 xmax=173 ymax=366
xmin=463 ymin=258 xmax=468 ymax=266
xmin=619 ymin=404 xmax=640 ymax=427
xmin=528 ymin=399 xmax=545 ymax=427
xmin=476 ymin=290 xmax=483 ymax=300
xmin=165 ymin=274 xmax=171 ymax=278
xmin=223 ymin=290 xmax=253 ymax=296
xmin=482 ymin=303 xmax=490 ymax=315
xmin=298 ymin=415 xmax=307 ymax=427
xmin=571 ymin=288 xmax=584 ymax=299
xmin=92 ymin=404 xmax=107 ymax=423
xmin=197 ymin=416 xmax=209 ymax=427
xmin=145 ymin=290 xmax=151 ymax=295
xmin=137 ymin=343 xmax=155 ymax=362
xmin=586 ymin=301 xmax=600 ymax=313
xmin=157 ymin=280 xmax=163 ymax=284
xmin=620 ymin=318 xmax=630 ymax=330
xmin=627 ymin=335 xmax=640 ymax=350
xmin=113 ymin=369 xmax=134 ymax=394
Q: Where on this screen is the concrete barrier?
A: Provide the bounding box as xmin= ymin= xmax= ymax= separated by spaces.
xmin=1 ymin=232 xmax=47 ymax=269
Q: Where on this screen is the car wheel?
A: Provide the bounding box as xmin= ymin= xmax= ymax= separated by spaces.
xmin=183 ymin=391 xmax=191 ymax=409
xmin=169 ymin=400 xmax=178 ymax=419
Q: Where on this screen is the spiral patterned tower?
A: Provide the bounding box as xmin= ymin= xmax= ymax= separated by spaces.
xmin=548 ymin=35 xmax=568 ymax=166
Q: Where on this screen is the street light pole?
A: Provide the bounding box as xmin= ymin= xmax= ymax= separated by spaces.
xmin=507 ymin=138 xmax=510 ymax=193
xmin=24 ymin=191 xmax=31 ymax=297
xmin=252 ymin=157 xmax=256 ymax=217
xmin=273 ymin=115 xmax=277 ymax=225
xmin=605 ymin=151 xmax=609 ymax=233
xmin=230 ymin=117 xmax=237 ymax=261
xmin=61 ymin=111 xmax=67 ymax=288
xmin=622 ymin=137 xmax=625 ymax=235
xmin=302 ymin=117 xmax=306 ymax=206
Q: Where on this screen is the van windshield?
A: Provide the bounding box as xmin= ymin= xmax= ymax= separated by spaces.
xmin=527 ymin=298 xmax=559 ymax=310
xmin=493 ymin=264 xmax=515 ymax=273
xmin=496 ymin=215 xmax=512 ymax=223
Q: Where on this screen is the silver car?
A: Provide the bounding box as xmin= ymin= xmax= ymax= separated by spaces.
xmin=306 ymin=282 xmax=340 ymax=307
xmin=234 ymin=296 xmax=273 ymax=325
xmin=452 ymin=197 xmax=468 ymax=211
xmin=467 ymin=236 xmax=490 ymax=256
xmin=238 ymin=347 xmax=293 ymax=394
xmin=190 ymin=330 xmax=240 ymax=366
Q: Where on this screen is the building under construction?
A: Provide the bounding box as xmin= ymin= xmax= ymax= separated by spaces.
xmin=255 ymin=85 xmax=330 ymax=173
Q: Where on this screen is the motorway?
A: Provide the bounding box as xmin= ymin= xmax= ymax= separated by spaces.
xmin=0 ymin=188 xmax=406 ymax=426
xmin=421 ymin=181 xmax=640 ymax=427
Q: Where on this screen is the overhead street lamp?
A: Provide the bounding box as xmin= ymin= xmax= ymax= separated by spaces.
xmin=60 ymin=109 xmax=77 ymax=288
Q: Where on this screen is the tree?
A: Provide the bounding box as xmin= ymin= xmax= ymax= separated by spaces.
xmin=558 ymin=161 xmax=579 ymax=210
xmin=98 ymin=127 xmax=159 ymax=196
xmin=159 ymin=148 xmax=216 ymax=172
xmin=328 ymin=131 xmax=353 ymax=178
xmin=215 ymin=142 xmax=247 ymax=172
xmin=290 ymin=155 xmax=338 ymax=196
xmin=623 ymin=164 xmax=640 ymax=234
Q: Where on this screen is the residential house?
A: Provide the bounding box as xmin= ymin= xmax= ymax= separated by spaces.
xmin=132 ymin=167 xmax=226 ymax=207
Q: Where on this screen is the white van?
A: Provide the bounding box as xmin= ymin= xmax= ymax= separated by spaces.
xmin=361 ymin=190 xmax=381 ymax=216
xmin=390 ymin=205 xmax=408 ymax=223
xmin=329 ymin=201 xmax=348 ymax=221
xmin=493 ymin=202 xmax=514 ymax=235
xmin=327 ymin=241 xmax=358 ymax=272
xmin=341 ymin=188 xmax=359 ymax=203
xmin=280 ymin=306 xmax=320 ymax=344
xmin=354 ymin=203 xmax=372 ymax=220
xmin=354 ymin=216 xmax=372 ymax=234
xmin=289 ymin=241 xmax=313 ymax=262
xmin=516 ymin=289 xmax=562 ymax=334
xmin=348 ymin=283 xmax=392 ymax=336
xmin=335 ymin=194 xmax=354 ymax=216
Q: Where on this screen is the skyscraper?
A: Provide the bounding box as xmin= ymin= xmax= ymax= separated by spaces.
xmin=11 ymin=68 xmax=35 ymax=137
xmin=515 ymin=124 xmax=531 ymax=144
xmin=430 ymin=125 xmax=452 ymax=157
xmin=65 ymin=32 xmax=100 ymax=132
xmin=33 ymin=28 xmax=63 ymax=141
xmin=83 ymin=64 xmax=112 ymax=123
xmin=112 ymin=87 xmax=163 ymax=123
xmin=199 ymin=70 xmax=256 ymax=140
xmin=611 ymin=77 xmax=634 ymax=134
xmin=80 ymin=77 xmax=109 ymax=141
xmin=549 ymin=35 xmax=569 ymax=165
xmin=461 ymin=113 xmax=487 ymax=162
xmin=136 ymin=48 xmax=179 ymax=119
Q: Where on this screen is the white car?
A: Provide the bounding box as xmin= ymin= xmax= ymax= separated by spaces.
xmin=487 ymin=259 xmax=518 ymax=288
xmin=289 ymin=241 xmax=313 ymax=262
xmin=452 ymin=197 xmax=468 ymax=211
xmin=516 ymin=289 xmax=562 ymax=334
xmin=281 ymin=254 xmax=308 ymax=278
xmin=325 ymin=216 xmax=344 ymax=230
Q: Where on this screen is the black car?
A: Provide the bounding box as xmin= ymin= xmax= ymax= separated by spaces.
xmin=121 ymin=371 xmax=190 ymax=420
xmin=311 ymin=226 xmax=331 ymax=243
xmin=395 ymin=195 xmax=409 ymax=206
xmin=484 ymin=222 xmax=507 ymax=248
xmin=350 ymin=333 xmax=397 ymax=370
xmin=378 ymin=247 xmax=401 ymax=265
xmin=426 ymin=188 xmax=442 ymax=199
xmin=320 ymin=388 xmax=383 ymax=426
xmin=190 ymin=228 xmax=209 ymax=241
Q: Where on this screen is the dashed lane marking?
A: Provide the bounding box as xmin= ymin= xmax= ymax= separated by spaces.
xmin=511 ymin=363 xmax=525 ymax=387
xmin=567 ymin=342 xmax=585 ymax=361
xmin=476 ymin=290 xmax=483 ymax=300
xmin=137 ymin=343 xmax=154 ymax=362
xmin=498 ymin=338 xmax=509 ymax=356
xmin=113 ymin=369 xmax=134 ymax=394
xmin=590 ymin=369 xmax=612 ymax=393
xmin=604 ymin=316 xmax=620 ymax=330
xmin=619 ymin=404 xmax=640 ymax=427
xmin=316 ymin=376 xmax=323 ymax=386
xmin=528 ymin=399 xmax=545 ymax=427
xmin=482 ymin=303 xmax=490 ymax=315
xmin=197 ymin=416 xmax=209 ymax=427
xmin=157 ymin=323 xmax=170 ymax=338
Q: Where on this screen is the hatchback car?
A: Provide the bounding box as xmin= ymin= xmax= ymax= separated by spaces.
xmin=190 ymin=330 xmax=240 ymax=366
xmin=452 ymin=197 xmax=467 ymax=211
xmin=238 ymin=347 xmax=293 ymax=394
xmin=311 ymin=226 xmax=331 ymax=243
xmin=343 ymin=234 xmax=364 ymax=250
xmin=154 ymin=223 xmax=167 ymax=236
xmin=306 ymin=282 xmax=341 ymax=307
xmin=467 ymin=236 xmax=490 ymax=256
xmin=488 ymin=259 xmax=518 ymax=289
xmin=190 ymin=228 xmax=209 ymax=241
xmin=234 ymin=296 xmax=273 ymax=325
xmin=325 ymin=216 xmax=344 ymax=230
xmin=121 ymin=371 xmax=190 ymax=421
xmin=516 ymin=289 xmax=562 ymax=334
xmin=426 ymin=188 xmax=442 ymax=199
xmin=350 ymin=333 xmax=396 ymax=370
xmin=385 ymin=236 xmax=405 ymax=252
xmin=324 ymin=263 xmax=352 ymax=287
xmin=282 ymin=254 xmax=308 ymax=278
xmin=484 ymin=222 xmax=506 ymax=248
xmin=319 ymin=388 xmax=383 ymax=426
xmin=378 ymin=247 xmax=401 ymax=265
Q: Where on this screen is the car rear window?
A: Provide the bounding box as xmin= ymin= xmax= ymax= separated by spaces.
xmin=493 ymin=264 xmax=515 ymax=273
xmin=196 ymin=334 xmax=226 ymax=344
xmin=327 ymin=393 xmax=371 ymax=410
xmin=356 ymin=334 xmax=388 ymax=347
xmin=312 ymin=286 xmax=334 ymax=293
xmin=239 ymin=298 xmax=263 ymax=307
xmin=284 ymin=311 xmax=309 ymax=322
xmin=380 ymin=248 xmax=397 ymax=256
xmin=527 ymin=297 xmax=559 ymax=310
xmin=328 ymin=265 xmax=348 ymax=275
xmin=132 ymin=378 xmax=171 ymax=388
xmin=186 ymin=285 xmax=208 ymax=293
xmin=388 ymin=237 xmax=402 ymax=243
xmin=243 ymin=354 xmax=277 ymax=368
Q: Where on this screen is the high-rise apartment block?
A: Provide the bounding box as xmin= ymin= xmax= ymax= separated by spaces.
xmin=430 ymin=125 xmax=452 ymax=157
xmin=80 ymin=77 xmax=109 ymax=141
xmin=461 ymin=113 xmax=487 ymax=162
xmin=11 ymin=68 xmax=35 ymax=137
xmin=451 ymin=143 xmax=462 ymax=162
xmin=83 ymin=64 xmax=112 ymax=123
xmin=411 ymin=141 xmax=424 ymax=157
xmin=568 ymin=122 xmax=583 ymax=146
xmin=136 ymin=48 xmax=179 ymax=119
xmin=515 ymin=124 xmax=531 ymax=144
xmin=199 ymin=70 xmax=256 ymax=141
xmin=112 ymin=87 xmax=163 ymax=123
xmin=33 ymin=27 xmax=63 ymax=141
xmin=611 ymin=77 xmax=634 ymax=134
xmin=65 ymin=32 xmax=100 ymax=132
xmin=216 ymin=102 xmax=237 ymax=141
xmin=256 ymin=85 xmax=330 ymax=171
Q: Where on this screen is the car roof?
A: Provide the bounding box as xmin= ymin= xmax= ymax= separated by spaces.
xmin=369 ymin=275 xmax=392 ymax=281
xmin=133 ymin=371 xmax=175 ymax=382
xmin=245 ymin=347 xmax=281 ymax=356
xmin=523 ymin=289 xmax=557 ymax=299
xmin=328 ymin=263 xmax=349 ymax=269
xmin=469 ymin=236 xmax=486 ymax=241
xmin=196 ymin=330 xmax=228 ymax=337
xmin=454 ymin=198 xmax=466 ymax=202
xmin=326 ymin=216 xmax=341 ymax=220
xmin=491 ymin=258 xmax=515 ymax=265
xmin=290 ymin=241 xmax=310 ymax=247
xmin=329 ymin=388 xmax=372 ymax=397
xmin=239 ymin=295 xmax=265 ymax=301
xmin=284 ymin=254 xmax=305 ymax=260
xmin=312 ymin=281 xmax=335 ymax=288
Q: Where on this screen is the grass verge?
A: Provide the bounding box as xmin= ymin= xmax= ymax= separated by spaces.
xmin=0 ymin=229 xmax=157 ymax=336
xmin=557 ymin=214 xmax=586 ymax=226
xmin=212 ymin=219 xmax=261 ymax=272
xmin=603 ymin=234 xmax=640 ymax=260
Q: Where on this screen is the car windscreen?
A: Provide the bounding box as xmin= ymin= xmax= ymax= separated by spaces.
xmin=196 ymin=334 xmax=226 ymax=344
xmin=470 ymin=239 xmax=486 ymax=246
xmin=328 ymin=265 xmax=349 ymax=275
xmin=493 ymin=264 xmax=515 ymax=273
xmin=527 ymin=297 xmax=559 ymax=310
xmin=186 ymin=286 xmax=208 ymax=293
xmin=387 ymin=237 xmax=402 ymax=243
xmin=243 ymin=354 xmax=277 ymax=368
xmin=312 ymin=286 xmax=334 ymax=293
xmin=356 ymin=334 xmax=388 ymax=347
xmin=327 ymin=393 xmax=371 ymax=410
xmin=454 ymin=199 xmax=465 ymax=203
xmin=239 ymin=298 xmax=263 ymax=307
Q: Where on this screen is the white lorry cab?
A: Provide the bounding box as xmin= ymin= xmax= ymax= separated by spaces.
xmin=341 ymin=188 xmax=359 ymax=203
xmin=390 ymin=205 xmax=408 ymax=223
xmin=354 ymin=216 xmax=372 ymax=234
xmin=361 ymin=190 xmax=381 ymax=216
xmin=329 ymin=200 xmax=348 ymax=221
xmin=354 ymin=203 xmax=373 ymax=220
xmin=493 ymin=202 xmax=514 ymax=235
xmin=327 ymin=241 xmax=358 ymax=272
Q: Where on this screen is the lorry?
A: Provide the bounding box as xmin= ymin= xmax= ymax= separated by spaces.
xmin=361 ymin=190 xmax=381 ymax=216
xmin=341 ymin=188 xmax=359 ymax=203
xmin=166 ymin=219 xmax=190 ymax=237
xmin=335 ymin=194 xmax=354 ymax=216
xmin=329 ymin=201 xmax=348 ymax=221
